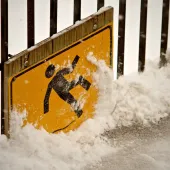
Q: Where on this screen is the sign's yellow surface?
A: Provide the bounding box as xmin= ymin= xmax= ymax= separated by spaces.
xmin=9 ymin=24 xmax=112 ymax=133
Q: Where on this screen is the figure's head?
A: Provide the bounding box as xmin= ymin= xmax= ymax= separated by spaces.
xmin=45 ymin=64 xmax=55 ymax=78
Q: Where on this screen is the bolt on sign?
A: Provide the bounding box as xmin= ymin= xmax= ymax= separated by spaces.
xmin=3 ymin=7 xmax=113 ymax=137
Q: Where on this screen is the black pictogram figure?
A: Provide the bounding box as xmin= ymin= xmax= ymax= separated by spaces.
xmin=44 ymin=55 xmax=91 ymax=117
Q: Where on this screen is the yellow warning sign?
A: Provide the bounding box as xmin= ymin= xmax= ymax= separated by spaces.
xmin=9 ymin=24 xmax=112 ymax=133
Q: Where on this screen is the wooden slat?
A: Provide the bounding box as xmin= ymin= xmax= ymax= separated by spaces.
xmin=105 ymin=6 xmax=113 ymax=24
xmin=160 ymin=0 xmax=170 ymax=58
xmin=138 ymin=0 xmax=148 ymax=72
xmin=97 ymin=12 xmax=105 ymax=28
xmin=1 ymin=0 xmax=8 ymax=135
xmin=117 ymin=0 xmax=126 ymax=78
xmin=27 ymin=0 xmax=35 ymax=48
xmin=50 ymin=0 xmax=58 ymax=36
xmin=73 ymin=0 xmax=81 ymax=24
xmin=97 ymin=0 xmax=104 ymax=10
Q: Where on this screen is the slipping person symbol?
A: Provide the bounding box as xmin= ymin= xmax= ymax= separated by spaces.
xmin=44 ymin=55 xmax=91 ymax=118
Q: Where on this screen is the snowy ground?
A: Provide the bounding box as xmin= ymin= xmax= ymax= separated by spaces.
xmin=85 ymin=116 xmax=170 ymax=170
xmin=0 ymin=54 xmax=170 ymax=170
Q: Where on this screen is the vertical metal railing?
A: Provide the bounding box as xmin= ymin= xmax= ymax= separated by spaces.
xmin=138 ymin=0 xmax=148 ymax=72
xmin=1 ymin=0 xmax=8 ymax=134
xmin=160 ymin=0 xmax=170 ymax=57
xmin=74 ymin=0 xmax=81 ymax=23
xmin=97 ymin=0 xmax=104 ymax=10
xmin=50 ymin=0 xmax=58 ymax=36
xmin=27 ymin=0 xmax=35 ymax=48
xmin=117 ymin=0 xmax=126 ymax=78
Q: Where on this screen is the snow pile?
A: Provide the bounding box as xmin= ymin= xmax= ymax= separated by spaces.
xmin=1 ymin=53 xmax=170 ymax=170
xmin=87 ymin=52 xmax=170 ymax=129
xmin=0 ymin=109 xmax=116 ymax=170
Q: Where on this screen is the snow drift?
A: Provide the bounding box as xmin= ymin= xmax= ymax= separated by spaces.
xmin=0 ymin=53 xmax=170 ymax=170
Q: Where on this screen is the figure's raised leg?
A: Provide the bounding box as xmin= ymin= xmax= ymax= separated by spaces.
xmin=69 ymin=76 xmax=91 ymax=91
xmin=79 ymin=76 xmax=91 ymax=90
xmin=59 ymin=92 xmax=83 ymax=118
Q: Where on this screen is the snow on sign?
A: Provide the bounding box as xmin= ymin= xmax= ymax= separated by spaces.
xmin=4 ymin=7 xmax=113 ymax=136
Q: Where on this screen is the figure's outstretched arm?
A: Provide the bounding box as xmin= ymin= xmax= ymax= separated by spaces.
xmin=44 ymin=83 xmax=52 ymax=114
xmin=58 ymin=55 xmax=80 ymax=75
xmin=71 ymin=55 xmax=80 ymax=70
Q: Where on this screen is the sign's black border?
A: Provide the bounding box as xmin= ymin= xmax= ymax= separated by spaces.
xmin=10 ymin=25 xmax=112 ymax=110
